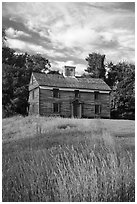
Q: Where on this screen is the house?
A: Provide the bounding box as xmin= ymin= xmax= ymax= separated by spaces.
xmin=28 ymin=66 xmax=111 ymax=118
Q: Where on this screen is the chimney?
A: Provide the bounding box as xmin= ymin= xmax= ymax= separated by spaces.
xmin=64 ymin=66 xmax=76 ymax=77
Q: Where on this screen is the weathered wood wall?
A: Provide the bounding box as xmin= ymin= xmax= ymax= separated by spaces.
xmin=29 ymin=73 xmax=39 ymax=91
xmin=80 ymin=92 xmax=95 ymax=118
xmin=38 ymin=88 xmax=110 ymax=118
xmin=28 ymin=88 xmax=39 ymax=115
xmin=60 ymin=91 xmax=73 ymax=117
xmin=39 ymin=89 xmax=52 ymax=116
xmin=100 ymin=93 xmax=110 ymax=118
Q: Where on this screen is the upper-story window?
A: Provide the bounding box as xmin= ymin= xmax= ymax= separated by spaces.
xmin=75 ymin=90 xmax=80 ymax=98
xmin=53 ymin=88 xmax=59 ymax=98
xmin=94 ymin=91 xmax=99 ymax=100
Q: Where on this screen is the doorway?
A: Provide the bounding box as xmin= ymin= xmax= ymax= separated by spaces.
xmin=95 ymin=104 xmax=101 ymax=118
xmin=72 ymin=100 xmax=82 ymax=118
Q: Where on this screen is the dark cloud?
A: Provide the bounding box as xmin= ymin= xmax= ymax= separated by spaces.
xmin=2 ymin=17 xmax=27 ymax=32
xmin=86 ymin=2 xmax=135 ymax=13
xmin=97 ymin=38 xmax=120 ymax=50
xmin=113 ymin=2 xmax=135 ymax=12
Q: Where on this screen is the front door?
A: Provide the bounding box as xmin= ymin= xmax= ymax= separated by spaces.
xmin=72 ymin=101 xmax=82 ymax=118
xmin=95 ymin=104 xmax=101 ymax=118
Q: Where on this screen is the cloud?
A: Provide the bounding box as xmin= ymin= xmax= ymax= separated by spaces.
xmin=52 ymin=60 xmax=86 ymax=75
xmin=2 ymin=2 xmax=135 ymax=73
xmin=7 ymin=38 xmax=66 ymax=59
xmin=50 ymin=26 xmax=96 ymax=48
xmin=7 ymin=38 xmax=45 ymax=53
xmin=6 ymin=27 xmax=30 ymax=38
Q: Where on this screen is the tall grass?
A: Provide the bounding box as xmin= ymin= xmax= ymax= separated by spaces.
xmin=2 ymin=116 xmax=97 ymax=141
xmin=2 ymin=128 xmax=135 ymax=202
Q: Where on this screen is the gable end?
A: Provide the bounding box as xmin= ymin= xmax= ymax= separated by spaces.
xmin=29 ymin=73 xmax=39 ymax=91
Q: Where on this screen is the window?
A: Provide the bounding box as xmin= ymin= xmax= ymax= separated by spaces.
xmin=53 ymin=103 xmax=60 ymax=113
xmin=95 ymin=105 xmax=101 ymax=114
xmin=53 ymin=88 xmax=59 ymax=98
xmin=32 ymin=90 xmax=34 ymax=99
xmin=75 ymin=90 xmax=80 ymax=98
xmin=94 ymin=91 xmax=99 ymax=100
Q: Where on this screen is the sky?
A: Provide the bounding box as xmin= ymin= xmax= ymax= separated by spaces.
xmin=2 ymin=2 xmax=135 ymax=74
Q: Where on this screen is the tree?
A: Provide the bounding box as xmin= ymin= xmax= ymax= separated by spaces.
xmin=105 ymin=62 xmax=118 ymax=89
xmin=3 ymin=52 xmax=51 ymax=117
xmin=2 ymin=30 xmax=51 ymax=117
xmin=110 ymin=62 xmax=135 ymax=119
xmin=85 ymin=53 xmax=106 ymax=80
xmin=2 ymin=28 xmax=7 ymax=47
xmin=47 ymin=70 xmax=61 ymax=75
xmin=26 ymin=53 xmax=51 ymax=72
xmin=2 ymin=63 xmax=15 ymax=116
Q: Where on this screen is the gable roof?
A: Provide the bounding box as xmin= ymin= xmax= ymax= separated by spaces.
xmin=32 ymin=72 xmax=111 ymax=91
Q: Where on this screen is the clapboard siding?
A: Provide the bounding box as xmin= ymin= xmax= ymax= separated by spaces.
xmin=80 ymin=92 xmax=93 ymax=117
xmin=39 ymin=89 xmax=52 ymax=116
xmin=100 ymin=93 xmax=110 ymax=118
xmin=39 ymin=89 xmax=74 ymax=117
xmin=28 ymin=72 xmax=111 ymax=118
xmin=80 ymin=92 xmax=94 ymax=102
xmin=60 ymin=91 xmax=73 ymax=117
xmin=80 ymin=92 xmax=110 ymax=118
xmin=28 ymin=73 xmax=111 ymax=118
xmin=36 ymin=88 xmax=111 ymax=118
xmin=29 ymin=87 xmax=39 ymax=115
xmin=29 ymin=73 xmax=39 ymax=91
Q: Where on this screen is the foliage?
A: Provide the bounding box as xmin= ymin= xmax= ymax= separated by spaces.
xmin=2 ymin=32 xmax=50 ymax=117
xmin=2 ymin=117 xmax=135 ymax=202
xmin=84 ymin=52 xmax=135 ymax=119
xmin=85 ymin=53 xmax=106 ymax=80
xmin=108 ymin=62 xmax=135 ymax=119
xmin=105 ymin=62 xmax=119 ymax=88
xmin=2 ymin=25 xmax=135 ymax=120
xmin=2 ymin=28 xmax=7 ymax=47
xmin=47 ymin=70 xmax=61 ymax=75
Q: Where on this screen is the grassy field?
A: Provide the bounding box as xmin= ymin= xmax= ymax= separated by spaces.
xmin=2 ymin=116 xmax=135 ymax=202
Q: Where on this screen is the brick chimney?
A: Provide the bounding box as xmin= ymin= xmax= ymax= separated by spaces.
xmin=64 ymin=66 xmax=76 ymax=77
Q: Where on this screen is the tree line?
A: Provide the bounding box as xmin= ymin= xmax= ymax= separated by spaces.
xmin=2 ymin=29 xmax=51 ymax=117
xmin=85 ymin=53 xmax=135 ymax=119
xmin=2 ymin=29 xmax=135 ymax=119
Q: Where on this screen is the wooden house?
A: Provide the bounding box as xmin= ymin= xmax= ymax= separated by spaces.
xmin=28 ymin=66 xmax=111 ymax=118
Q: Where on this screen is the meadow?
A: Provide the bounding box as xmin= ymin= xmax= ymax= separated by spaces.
xmin=2 ymin=116 xmax=135 ymax=202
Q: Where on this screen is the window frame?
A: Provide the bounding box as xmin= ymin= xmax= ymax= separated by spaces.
xmin=53 ymin=103 xmax=60 ymax=113
xmin=94 ymin=91 xmax=99 ymax=100
xmin=53 ymin=88 xmax=59 ymax=98
xmin=95 ymin=104 xmax=101 ymax=115
xmin=74 ymin=90 xmax=80 ymax=98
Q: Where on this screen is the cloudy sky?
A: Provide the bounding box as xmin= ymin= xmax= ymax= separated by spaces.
xmin=2 ymin=2 xmax=135 ymax=74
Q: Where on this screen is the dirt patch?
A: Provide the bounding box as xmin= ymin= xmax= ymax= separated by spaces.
xmin=57 ymin=124 xmax=77 ymax=129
